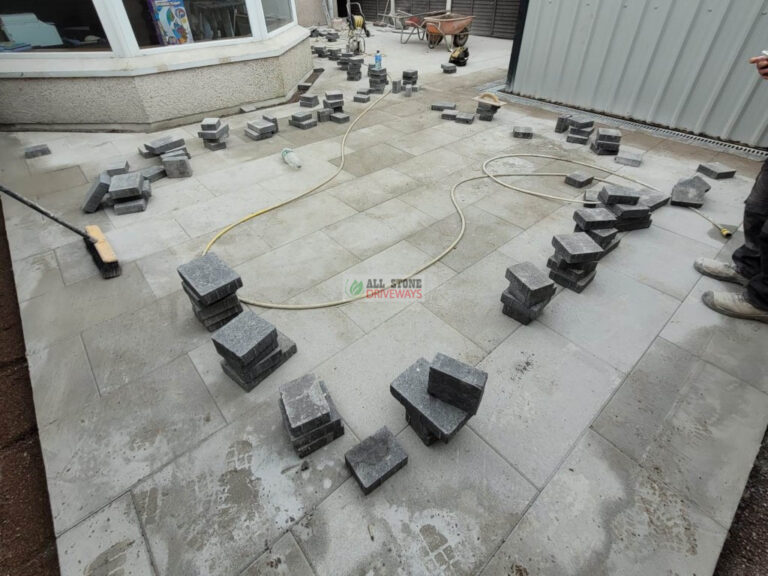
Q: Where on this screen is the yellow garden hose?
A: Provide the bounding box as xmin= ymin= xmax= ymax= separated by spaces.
xmin=203 ymin=91 xmax=733 ymax=310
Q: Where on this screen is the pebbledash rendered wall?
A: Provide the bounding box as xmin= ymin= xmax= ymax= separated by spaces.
xmin=0 ymin=29 xmax=312 ymax=131
xmin=512 ymin=0 xmax=768 ymax=148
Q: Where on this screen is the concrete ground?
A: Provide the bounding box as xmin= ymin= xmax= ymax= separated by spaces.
xmin=2 ymin=30 xmax=768 ymax=576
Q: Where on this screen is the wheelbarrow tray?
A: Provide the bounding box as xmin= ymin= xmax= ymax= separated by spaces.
xmin=423 ymin=13 xmax=474 ymax=36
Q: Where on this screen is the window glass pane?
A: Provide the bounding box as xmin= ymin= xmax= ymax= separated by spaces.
xmin=261 ymin=0 xmax=293 ymax=32
xmin=0 ymin=1 xmax=110 ymax=52
xmin=122 ymin=0 xmax=252 ymax=48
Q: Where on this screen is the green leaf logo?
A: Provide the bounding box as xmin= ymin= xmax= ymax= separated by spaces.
xmin=349 ymin=279 xmax=364 ymax=296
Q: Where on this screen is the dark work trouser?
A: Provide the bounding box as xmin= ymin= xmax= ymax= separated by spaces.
xmin=732 ymin=159 xmax=768 ymax=310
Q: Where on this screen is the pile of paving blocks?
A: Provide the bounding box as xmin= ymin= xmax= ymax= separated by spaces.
xmin=300 ymin=93 xmax=320 ymax=108
xmin=477 ymin=100 xmax=501 ymax=121
xmin=670 ymin=175 xmax=710 ymax=208
xmin=212 ymin=309 xmax=297 ymax=391
xmin=572 ymin=205 xmax=621 ymax=257
xmin=513 ymin=126 xmax=533 ymax=139
xmin=500 ymin=262 xmax=555 ymax=324
xmin=369 ymin=67 xmax=389 ymax=94
xmin=24 ymin=144 xmax=51 ymax=158
xmin=555 ymin=114 xmax=572 ymax=133
xmin=245 ymin=116 xmax=279 ymax=141
xmin=354 ymin=87 xmax=371 ymax=103
xmin=547 ymin=232 xmax=604 ymax=292
xmin=402 ymin=69 xmax=418 ymax=87
xmin=320 ymin=90 xmax=350 ymax=124
xmin=289 ymin=111 xmax=318 ymax=130
xmin=138 ymin=135 xmax=192 ymax=178
xmin=600 ymin=184 xmax=651 ymax=231
xmin=177 ymin=252 xmax=243 ymax=332
xmin=442 ymin=63 xmax=457 ymax=74
xmin=615 ymin=148 xmax=643 ymax=167
xmin=279 ymin=373 xmax=344 ymax=458
xmin=82 ymin=161 xmax=166 ymax=214
xmin=345 ymin=426 xmax=408 ymax=495
xmin=347 ymin=57 xmax=363 ymax=81
xmin=390 ymin=353 xmax=487 ymax=447
xmin=590 ymin=128 xmax=622 ymax=156
xmin=313 ymin=45 xmax=328 ymax=58
xmin=197 ymin=117 xmax=229 ymax=151
xmin=431 ymin=102 xmax=456 ymax=114
xmin=337 ymin=52 xmax=353 ymax=70
xmin=327 ymin=48 xmax=341 ymax=61
xmin=565 ymin=117 xmax=594 ymax=145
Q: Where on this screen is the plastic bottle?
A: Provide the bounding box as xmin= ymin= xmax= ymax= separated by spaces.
xmin=281 ymin=148 xmax=302 ymax=169
xmin=375 ymin=50 xmax=382 ymax=70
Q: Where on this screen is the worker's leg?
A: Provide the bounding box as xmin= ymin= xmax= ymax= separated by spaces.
xmin=745 ymin=218 xmax=768 ymax=310
xmin=732 ymin=159 xmax=768 ymax=278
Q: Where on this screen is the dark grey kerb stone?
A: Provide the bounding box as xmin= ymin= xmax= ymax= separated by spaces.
xmin=555 ymin=115 xmax=572 ymax=133
xmin=566 ymin=134 xmax=589 ymax=145
xmin=607 ymin=203 xmax=651 ymax=220
xmin=317 ymin=109 xmax=333 ymax=122
xmin=598 ymin=184 xmax=641 ymax=206
xmin=590 ymin=139 xmax=620 ymax=152
xmin=428 ymin=353 xmax=487 ymax=416
xmin=185 ymin=285 xmax=240 ymax=317
xmin=280 ymin=380 xmax=344 ymax=451
xmin=145 ymin=135 xmax=186 ymax=155
xmin=204 ymin=140 xmax=227 ymax=151
xmin=552 ymin=233 xmax=604 ymax=264
xmin=300 ymin=95 xmax=320 ymax=107
xmin=583 ymin=188 xmax=600 ymax=208
xmin=244 ymin=129 xmax=274 ymax=141
xmin=194 ymin=302 xmax=242 ymax=326
xmin=431 ymin=102 xmax=457 ymax=111
xmin=201 ymin=117 xmax=221 ymax=131
xmin=698 ymin=162 xmax=736 ymax=180
xmin=455 ymin=113 xmax=475 ymax=125
xmin=569 ymin=116 xmax=594 ymax=130
xmin=670 ymin=175 xmax=711 ymax=208
xmin=140 ymin=165 xmax=166 ymax=182
xmin=513 ymin=127 xmax=533 ymax=139
xmin=112 ymin=197 xmax=148 ymax=215
xmin=163 ymin=157 xmax=193 ymax=178
xmin=212 ymin=309 xmax=278 ymax=366
xmin=547 ymin=254 xmax=598 ymax=275
xmin=354 ymin=94 xmax=371 ymax=103
xmin=405 ymin=408 xmax=438 ymax=446
xmin=615 ymin=150 xmax=643 ymax=167
xmin=108 ymin=171 xmax=144 ymax=201
xmin=82 ymin=172 xmax=112 ymax=213
xmin=104 ymin=160 xmax=130 ymax=176
xmin=279 ymin=373 xmax=331 ymax=435
xmin=24 ymin=144 xmax=51 ymax=158
xmin=442 ymin=110 xmax=459 ymax=120
xmin=291 ymin=111 xmax=313 ymax=123
xmin=614 ymin=216 xmax=652 ymax=232
xmin=390 ymin=358 xmax=470 ymax=441
xmin=500 ymin=289 xmax=549 ymax=325
xmin=573 ymin=207 xmax=618 ymax=230
xmin=549 ymin=267 xmax=597 ymax=293
xmin=505 ymin=261 xmax=555 ymax=307
xmin=221 ymin=331 xmax=296 ymax=391
xmin=330 ymin=113 xmax=350 ymax=124
xmin=565 ymin=172 xmax=594 ymax=189
xmin=177 ymin=252 xmax=243 ymax=306
xmin=595 ymin=128 xmax=622 ymax=143
xmin=574 ymin=225 xmax=618 ymax=248
xmin=197 ymin=124 xmax=230 ymax=141
xmin=569 ymin=126 xmax=594 ymax=138
xmin=345 ymin=426 xmax=408 ymax=495
xmin=247 ymin=119 xmax=278 ymax=135
xmin=325 ymin=90 xmax=344 ymax=101
xmin=262 ymin=114 xmax=279 ymax=132
xmin=637 ymin=190 xmax=670 ymax=212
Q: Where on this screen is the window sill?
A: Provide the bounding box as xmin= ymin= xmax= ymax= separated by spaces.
xmin=0 ymin=24 xmax=308 ymax=78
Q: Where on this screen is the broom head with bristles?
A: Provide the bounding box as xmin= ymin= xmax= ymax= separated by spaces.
xmin=84 ymin=225 xmax=121 ymax=279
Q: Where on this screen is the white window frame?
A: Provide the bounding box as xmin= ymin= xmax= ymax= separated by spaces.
xmin=0 ymin=0 xmax=298 ymax=60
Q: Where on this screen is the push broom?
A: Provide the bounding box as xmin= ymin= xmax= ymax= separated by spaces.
xmin=0 ymin=184 xmax=121 ymax=279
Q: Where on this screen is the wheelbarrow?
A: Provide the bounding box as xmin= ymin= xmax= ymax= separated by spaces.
xmin=399 ymin=10 xmax=446 ymax=45
xmin=423 ymin=13 xmax=474 ymax=50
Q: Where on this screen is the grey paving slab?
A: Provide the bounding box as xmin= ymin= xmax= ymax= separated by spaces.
xmin=19 ymin=262 xmax=155 ymax=355
xmin=593 ymin=337 xmax=768 ymax=526
xmin=133 ymin=398 xmax=357 ymax=576
xmin=240 ymin=532 xmax=314 ymax=576
xmin=12 ymin=250 xmax=63 ymax=302
xmin=234 ymin=231 xmax=359 ymax=304
xmin=423 ymin=250 xmax=523 ymax=352
xmin=481 ymin=430 xmax=727 ymax=576
xmin=330 ymin=143 xmax=414 ymax=178
xmin=407 ymin=205 xmax=523 ymax=273
xmin=660 ymin=275 xmax=768 ymax=393
xmin=82 ymin=290 xmax=210 ymax=394
xmin=497 ymin=204 xmax=577 ymax=265
xmin=472 ymin=322 xmax=623 ymax=487
xmin=6 ymin=215 xmax=99 ymax=262
xmin=294 ymin=427 xmax=537 ymax=576
xmin=136 ymin=235 xmax=217 ymax=299
xmin=387 ymin=125 xmax=464 ymax=156
xmin=397 ymin=168 xmax=496 ymax=220
xmin=540 ymin=266 xmax=680 ymax=374
xmin=292 ymin=240 xmax=455 ymax=333
xmin=189 ymin=306 xmax=363 ymax=423
xmin=105 ymin=217 xmax=190 ymax=263
xmin=28 ymin=334 xmax=99 ymax=428
xmin=57 ymin=493 xmax=154 ymax=576
xmin=40 ymin=355 xmax=224 ymax=534
xmin=314 ymin=303 xmax=485 ymax=440
xmin=474 ymin=177 xmax=564 ymax=230
xmin=600 ymin=224 xmax=719 ymax=300
xmin=393 ymin=147 xmax=471 ymax=184
xmin=326 ymin=166 xmax=418 ymax=211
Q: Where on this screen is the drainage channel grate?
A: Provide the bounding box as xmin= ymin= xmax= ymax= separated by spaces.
xmin=479 ymin=83 xmax=768 ymax=161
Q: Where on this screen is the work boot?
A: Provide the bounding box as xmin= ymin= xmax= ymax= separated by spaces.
xmin=694 ymin=257 xmax=748 ymax=286
xmin=702 ymin=291 xmax=768 ymax=323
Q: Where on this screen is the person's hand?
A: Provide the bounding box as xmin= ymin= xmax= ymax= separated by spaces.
xmin=749 ymin=56 xmax=768 ymax=79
